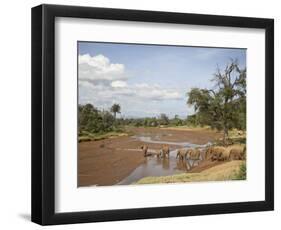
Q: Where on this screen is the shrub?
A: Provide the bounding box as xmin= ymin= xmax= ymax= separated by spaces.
xmin=234 ymin=162 xmax=246 ymax=180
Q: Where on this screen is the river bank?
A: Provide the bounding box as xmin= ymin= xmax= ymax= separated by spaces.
xmin=135 ymin=160 xmax=246 ymax=184
xmin=78 ymin=127 xmax=223 ymax=186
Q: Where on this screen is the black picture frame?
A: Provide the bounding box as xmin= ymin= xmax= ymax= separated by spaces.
xmin=31 ymin=4 xmax=274 ymax=225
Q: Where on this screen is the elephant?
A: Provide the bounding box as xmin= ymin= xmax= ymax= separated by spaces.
xmin=205 ymin=146 xmax=226 ymax=161
xmin=229 ymin=145 xmax=245 ymax=160
xmin=206 ymin=145 xmax=245 ymax=161
xmin=155 ymin=149 xmax=162 ymax=158
xmin=187 ymin=148 xmax=201 ymax=160
xmin=161 ymin=145 xmax=170 ymax=158
xmin=204 ymin=147 xmax=213 ymax=160
xmin=140 ymin=145 xmax=149 ymax=157
xmin=218 ymin=148 xmax=231 ymax=161
xmin=176 ymin=148 xmax=188 ymax=161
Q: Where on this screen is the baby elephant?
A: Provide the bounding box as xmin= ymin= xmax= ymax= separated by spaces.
xmin=140 ymin=145 xmax=149 ymax=157
xmin=176 ymin=148 xmax=188 ymax=161
xmin=155 ymin=149 xmax=162 ymax=158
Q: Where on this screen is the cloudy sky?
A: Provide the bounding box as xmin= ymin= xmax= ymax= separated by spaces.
xmin=78 ymin=42 xmax=246 ymax=118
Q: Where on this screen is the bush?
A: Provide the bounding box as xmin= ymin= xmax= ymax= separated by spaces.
xmin=79 ymin=103 xmax=117 ymax=134
xmin=234 ymin=162 xmax=246 ymax=180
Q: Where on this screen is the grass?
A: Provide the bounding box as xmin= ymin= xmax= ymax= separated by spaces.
xmin=234 ymin=162 xmax=246 ymax=180
xmin=161 ymin=125 xmax=211 ymax=131
xmin=136 ymin=160 xmax=245 ymax=185
xmin=228 ymin=129 xmax=246 ymax=144
xmin=78 ymin=131 xmax=129 ymax=142
xmin=213 ymin=128 xmax=246 ymax=146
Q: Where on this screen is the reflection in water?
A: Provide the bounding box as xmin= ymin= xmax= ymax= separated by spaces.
xmin=118 ymin=149 xmax=202 ymax=185
xmin=176 ymin=160 xmax=191 ymax=171
xmin=156 ymin=157 xmax=162 ymax=165
xmin=162 ymin=158 xmax=170 ymax=170
xmin=117 ymin=136 xmax=211 ymax=185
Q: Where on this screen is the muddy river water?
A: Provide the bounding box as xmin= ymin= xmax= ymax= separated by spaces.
xmin=118 ymin=135 xmax=211 ymax=185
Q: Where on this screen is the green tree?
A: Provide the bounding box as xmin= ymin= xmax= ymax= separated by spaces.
xmin=79 ymin=103 xmax=117 ymax=134
xmin=79 ymin=103 xmax=99 ymax=132
xmin=186 ymin=114 xmax=199 ymax=126
xmin=187 ymin=60 xmax=246 ymax=143
xmin=159 ymin=113 xmax=169 ymax=125
xmin=171 ymin=115 xmax=183 ymax=126
xmin=110 ymin=103 xmax=121 ymax=119
xmin=101 ymin=110 xmax=115 ymax=131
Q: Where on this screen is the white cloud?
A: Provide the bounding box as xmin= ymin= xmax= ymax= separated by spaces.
xmin=79 ymin=82 xmax=182 ymax=106
xmin=79 ymin=54 xmax=183 ymax=116
xmin=79 ymin=54 xmax=127 ymax=83
xmin=111 ymin=80 xmax=127 ymax=88
xmin=131 ymin=83 xmax=181 ymax=100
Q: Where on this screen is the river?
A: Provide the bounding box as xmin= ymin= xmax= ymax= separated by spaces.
xmin=118 ymin=135 xmax=211 ymax=185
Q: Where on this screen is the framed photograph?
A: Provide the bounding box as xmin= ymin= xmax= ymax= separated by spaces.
xmin=31 ymin=4 xmax=274 ymax=225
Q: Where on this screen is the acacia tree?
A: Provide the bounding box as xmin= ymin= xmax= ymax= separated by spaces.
xmin=110 ymin=103 xmax=121 ymax=119
xmin=187 ymin=60 xmax=246 ymax=144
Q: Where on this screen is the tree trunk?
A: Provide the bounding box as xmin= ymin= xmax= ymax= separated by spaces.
xmin=223 ymin=126 xmax=229 ymax=145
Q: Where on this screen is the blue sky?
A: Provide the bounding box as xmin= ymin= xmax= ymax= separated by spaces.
xmin=78 ymin=42 xmax=246 ymax=118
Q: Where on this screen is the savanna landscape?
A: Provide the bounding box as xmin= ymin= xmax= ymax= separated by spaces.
xmin=78 ymin=42 xmax=246 ymax=186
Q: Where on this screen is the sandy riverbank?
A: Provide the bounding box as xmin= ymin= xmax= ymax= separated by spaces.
xmin=78 ymin=127 xmax=223 ymax=186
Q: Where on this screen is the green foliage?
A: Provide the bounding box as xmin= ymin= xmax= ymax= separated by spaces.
xmin=170 ymin=115 xmax=184 ymax=126
xmin=186 ymin=114 xmax=200 ymax=126
xmin=187 ymin=60 xmax=246 ymax=142
xmin=123 ymin=117 xmax=160 ymax=127
xmin=78 ymin=131 xmax=127 ymax=142
xmin=159 ymin=113 xmax=169 ymax=125
xmin=110 ymin=103 xmax=121 ymax=118
xmin=79 ymin=103 xmax=116 ymax=134
xmin=234 ymin=162 xmax=246 ymax=180
xmin=112 ymin=114 xmax=187 ymax=128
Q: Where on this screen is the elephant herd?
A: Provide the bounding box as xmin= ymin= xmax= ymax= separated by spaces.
xmin=176 ymin=148 xmax=201 ymax=161
xmin=205 ymin=145 xmax=246 ymax=161
xmin=141 ymin=144 xmax=170 ymax=158
xmin=141 ymin=144 xmax=246 ymax=162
